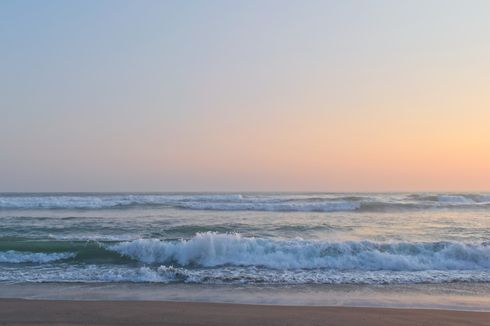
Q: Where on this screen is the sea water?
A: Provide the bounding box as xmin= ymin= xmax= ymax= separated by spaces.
xmin=1 ymin=192 xmax=489 ymax=309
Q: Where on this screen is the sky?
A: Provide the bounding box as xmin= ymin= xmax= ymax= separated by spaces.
xmin=1 ymin=0 xmax=490 ymax=192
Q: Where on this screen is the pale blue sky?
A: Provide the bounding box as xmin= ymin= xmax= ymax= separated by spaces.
xmin=1 ymin=1 xmax=490 ymax=191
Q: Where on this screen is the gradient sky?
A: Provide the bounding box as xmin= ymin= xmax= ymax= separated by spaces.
xmin=1 ymin=0 xmax=490 ymax=192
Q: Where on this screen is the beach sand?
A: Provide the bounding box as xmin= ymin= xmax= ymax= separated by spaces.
xmin=0 ymin=299 xmax=489 ymax=325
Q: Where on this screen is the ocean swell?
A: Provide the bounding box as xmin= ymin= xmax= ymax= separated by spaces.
xmin=176 ymin=201 xmax=360 ymax=212
xmin=1 ymin=193 xmax=490 ymax=211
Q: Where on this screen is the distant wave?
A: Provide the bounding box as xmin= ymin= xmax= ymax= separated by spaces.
xmin=437 ymin=195 xmax=474 ymax=203
xmin=0 ymin=195 xmax=173 ymax=209
xmin=109 ymin=232 xmax=490 ymax=271
xmin=0 ymin=194 xmax=246 ymax=209
xmin=176 ymin=201 xmax=361 ymax=212
xmin=1 ymin=193 xmax=490 ymax=212
xmin=410 ymin=194 xmax=490 ymax=204
xmin=0 ymin=250 xmax=75 ymax=263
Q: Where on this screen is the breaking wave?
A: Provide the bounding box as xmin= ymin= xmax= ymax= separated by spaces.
xmin=2 ymin=232 xmax=490 ymax=284
xmin=109 ymin=232 xmax=490 ymax=271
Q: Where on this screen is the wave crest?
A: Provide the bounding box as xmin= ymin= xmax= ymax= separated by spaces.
xmin=1 ymin=193 xmax=490 ymax=211
xmin=177 ymin=201 xmax=360 ymax=212
xmin=109 ymin=232 xmax=490 ymax=271
xmin=0 ymin=250 xmax=75 ymax=263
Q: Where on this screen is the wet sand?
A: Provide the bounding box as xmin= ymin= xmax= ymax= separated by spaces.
xmin=0 ymin=299 xmax=489 ymax=325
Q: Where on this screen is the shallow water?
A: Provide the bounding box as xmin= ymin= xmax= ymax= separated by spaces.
xmin=1 ymin=283 xmax=490 ymax=311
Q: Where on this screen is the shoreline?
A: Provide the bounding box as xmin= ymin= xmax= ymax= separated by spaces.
xmin=1 ymin=299 xmax=489 ymax=325
xmin=2 ymin=282 xmax=490 ymax=312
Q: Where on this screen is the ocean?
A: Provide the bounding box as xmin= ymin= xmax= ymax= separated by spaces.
xmin=1 ymin=192 xmax=490 ymax=309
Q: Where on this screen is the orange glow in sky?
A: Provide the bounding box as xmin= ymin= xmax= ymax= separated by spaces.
xmin=1 ymin=1 xmax=490 ymax=191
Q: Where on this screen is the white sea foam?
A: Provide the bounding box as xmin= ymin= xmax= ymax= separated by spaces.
xmin=0 ymin=194 xmax=248 ymax=209
xmin=47 ymin=233 xmax=140 ymax=241
xmin=177 ymin=201 xmax=360 ymax=212
xmin=0 ymin=195 xmax=170 ymax=209
xmin=108 ymin=232 xmax=490 ymax=271
xmin=1 ymin=193 xmax=490 ymax=211
xmin=1 ymin=264 xmax=490 ymax=285
xmin=437 ymin=195 xmax=474 ymax=204
xmin=0 ymin=194 xmax=361 ymax=212
xmin=0 ymin=250 xmax=75 ymax=263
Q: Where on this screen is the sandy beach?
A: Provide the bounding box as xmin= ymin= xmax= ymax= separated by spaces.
xmin=0 ymin=299 xmax=488 ymax=326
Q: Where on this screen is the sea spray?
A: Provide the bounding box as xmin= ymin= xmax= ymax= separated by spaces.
xmin=109 ymin=232 xmax=490 ymax=271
